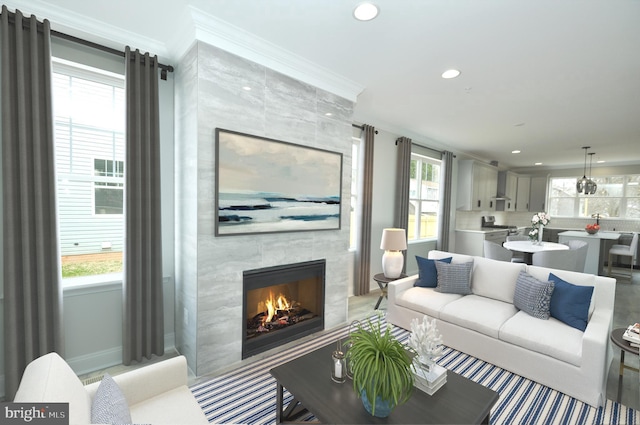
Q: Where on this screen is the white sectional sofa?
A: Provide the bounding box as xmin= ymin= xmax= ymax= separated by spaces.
xmin=14 ymin=352 xmax=208 ymax=425
xmin=387 ymin=250 xmax=616 ymax=407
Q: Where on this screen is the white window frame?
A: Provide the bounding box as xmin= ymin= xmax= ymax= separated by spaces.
xmin=93 ymin=158 xmax=124 ymax=216
xmin=408 ymin=152 xmax=441 ymax=242
xmin=548 ymin=174 xmax=640 ymax=219
xmin=349 ymin=135 xmax=361 ymax=251
xmin=53 ymin=58 xmax=126 ymax=286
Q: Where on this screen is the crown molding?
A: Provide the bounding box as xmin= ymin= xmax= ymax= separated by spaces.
xmin=185 ymin=6 xmax=364 ymax=102
xmin=3 ymin=0 xmax=170 ymax=61
xmin=4 ymin=1 xmax=364 ymax=101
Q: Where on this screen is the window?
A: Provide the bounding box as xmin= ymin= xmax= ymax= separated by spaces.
xmin=548 ymin=174 xmax=640 ymax=218
xmin=349 ymin=136 xmax=360 ymax=250
xmin=94 ymin=159 xmax=124 ymax=214
xmin=408 ymin=153 xmax=441 ymax=241
xmin=53 ymin=59 xmax=125 ymax=278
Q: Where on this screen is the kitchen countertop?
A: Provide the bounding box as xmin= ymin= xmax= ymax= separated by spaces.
xmin=557 ymin=230 xmax=622 ymax=240
xmin=456 ymin=227 xmax=526 ymax=234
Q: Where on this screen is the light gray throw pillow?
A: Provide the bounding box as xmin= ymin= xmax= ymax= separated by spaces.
xmin=514 ymin=271 xmax=555 ymax=320
xmin=91 ymin=373 xmax=132 ymax=425
xmin=434 ymin=261 xmax=473 ymax=295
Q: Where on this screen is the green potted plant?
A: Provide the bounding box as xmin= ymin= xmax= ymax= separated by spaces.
xmin=346 ymin=316 xmax=415 ymax=417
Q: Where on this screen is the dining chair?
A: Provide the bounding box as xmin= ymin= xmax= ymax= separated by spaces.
xmin=483 ymin=240 xmax=513 ymax=262
xmin=608 ymin=232 xmax=638 ymax=280
xmin=563 ymin=240 xmax=589 ymax=273
xmin=532 ymin=249 xmax=581 ymax=272
xmin=506 ymin=235 xmax=529 ymax=263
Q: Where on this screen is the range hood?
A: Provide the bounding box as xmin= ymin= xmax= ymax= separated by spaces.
xmin=493 ymin=171 xmax=512 ymax=201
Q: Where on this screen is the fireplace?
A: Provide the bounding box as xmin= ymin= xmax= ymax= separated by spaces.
xmin=242 ymin=259 xmax=325 ymax=359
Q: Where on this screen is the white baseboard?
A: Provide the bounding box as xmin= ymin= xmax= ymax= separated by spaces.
xmin=67 ymin=332 xmax=176 ymax=376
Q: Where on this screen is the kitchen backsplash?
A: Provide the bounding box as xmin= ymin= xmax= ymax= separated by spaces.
xmin=456 ymin=210 xmax=640 ymax=233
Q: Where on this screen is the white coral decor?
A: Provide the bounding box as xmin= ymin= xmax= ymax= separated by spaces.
xmin=408 ymin=317 xmax=443 ymax=366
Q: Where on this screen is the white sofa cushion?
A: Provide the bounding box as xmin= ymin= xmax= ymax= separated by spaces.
xmin=130 ymin=386 xmax=209 ymax=424
xmin=471 ymin=257 xmax=526 ymax=303
xmin=440 ymin=295 xmax=518 ymax=338
xmin=500 ymin=310 xmax=584 ymax=366
xmin=395 ymin=287 xmax=463 ymax=318
xmin=428 ymin=250 xmax=474 ymax=264
xmin=13 ymin=353 xmax=91 ymax=425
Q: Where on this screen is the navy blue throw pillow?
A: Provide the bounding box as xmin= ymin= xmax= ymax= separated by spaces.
xmin=548 ymin=273 xmax=594 ymax=332
xmin=414 ymin=256 xmax=452 ymax=288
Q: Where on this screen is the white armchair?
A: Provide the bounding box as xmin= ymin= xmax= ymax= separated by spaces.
xmin=14 ymin=352 xmax=207 ymax=425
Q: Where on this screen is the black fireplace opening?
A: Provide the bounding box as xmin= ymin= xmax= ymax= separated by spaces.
xmin=242 ymin=259 xmax=325 ymax=359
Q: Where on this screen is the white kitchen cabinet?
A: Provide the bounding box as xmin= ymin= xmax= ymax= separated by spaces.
xmin=457 ymin=160 xmax=499 ymax=211
xmin=455 ymin=230 xmax=509 ymax=257
xmin=515 ymin=175 xmax=531 ymax=212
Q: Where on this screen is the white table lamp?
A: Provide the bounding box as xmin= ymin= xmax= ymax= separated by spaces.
xmin=380 ymin=228 xmax=407 ymax=278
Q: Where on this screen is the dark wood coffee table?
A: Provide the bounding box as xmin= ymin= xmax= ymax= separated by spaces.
xmin=270 ymin=340 xmax=499 ymax=424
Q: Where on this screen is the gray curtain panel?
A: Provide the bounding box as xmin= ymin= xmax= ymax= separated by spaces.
xmin=1 ymin=6 xmax=64 ymax=399
xmin=437 ymin=151 xmax=454 ymax=251
xmin=394 ymin=137 xmax=411 ymax=272
xmin=355 ymin=124 xmax=375 ymax=296
xmin=123 ymin=47 xmax=164 ymax=365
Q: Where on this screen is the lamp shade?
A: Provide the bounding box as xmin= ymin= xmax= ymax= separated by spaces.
xmin=380 ymin=228 xmax=407 ymax=251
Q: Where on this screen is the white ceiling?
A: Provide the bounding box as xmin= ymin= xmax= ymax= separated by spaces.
xmin=7 ymin=0 xmax=640 ymax=171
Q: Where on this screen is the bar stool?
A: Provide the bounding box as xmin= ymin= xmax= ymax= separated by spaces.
xmin=608 ymin=232 xmax=638 ymax=280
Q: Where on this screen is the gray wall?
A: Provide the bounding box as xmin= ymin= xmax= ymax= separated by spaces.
xmin=175 ymin=41 xmax=354 ymax=376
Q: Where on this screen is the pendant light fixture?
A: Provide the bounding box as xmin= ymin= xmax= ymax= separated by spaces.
xmin=576 ymin=146 xmax=590 ymax=194
xmin=585 ymin=152 xmax=598 ymax=195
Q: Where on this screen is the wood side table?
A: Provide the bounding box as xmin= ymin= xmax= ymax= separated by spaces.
xmin=610 ymin=328 xmax=639 ymax=402
xmin=372 ymin=273 xmax=407 ymax=310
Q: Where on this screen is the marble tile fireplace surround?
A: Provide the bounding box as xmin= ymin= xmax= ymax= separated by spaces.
xmin=175 ymin=40 xmax=353 ymax=377
xmin=242 ymin=259 xmax=325 ymax=359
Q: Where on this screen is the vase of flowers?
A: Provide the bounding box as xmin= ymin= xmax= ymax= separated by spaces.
xmin=529 ymin=212 xmax=550 ymax=245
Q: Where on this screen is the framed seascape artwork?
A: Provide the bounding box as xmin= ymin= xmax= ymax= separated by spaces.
xmin=215 ymin=129 xmax=343 ymax=236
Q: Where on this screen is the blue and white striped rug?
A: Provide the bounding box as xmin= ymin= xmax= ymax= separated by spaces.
xmin=191 ymin=316 xmax=638 ymax=424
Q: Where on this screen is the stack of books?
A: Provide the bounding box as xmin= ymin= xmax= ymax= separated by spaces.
xmin=413 ymin=363 xmax=447 ymax=396
xmin=622 ymin=323 xmax=640 ymax=348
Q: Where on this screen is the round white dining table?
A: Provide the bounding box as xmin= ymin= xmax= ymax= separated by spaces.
xmin=503 ymin=240 xmax=569 ymax=253
xmin=503 ymin=240 xmax=569 ymax=264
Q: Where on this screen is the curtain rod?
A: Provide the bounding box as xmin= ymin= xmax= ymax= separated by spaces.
xmin=352 ymin=123 xmax=378 ymax=134
xmin=4 ymin=9 xmax=174 ymax=80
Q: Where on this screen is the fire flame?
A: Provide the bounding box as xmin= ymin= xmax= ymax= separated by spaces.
xmin=263 ymin=291 xmax=291 ymax=323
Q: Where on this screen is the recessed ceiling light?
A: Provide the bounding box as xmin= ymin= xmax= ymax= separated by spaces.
xmin=441 ymin=69 xmax=461 ymax=79
xmin=597 ymin=160 xmax=605 ymax=163
xmin=535 ymin=162 xmax=543 ymax=166
xmin=354 ymin=3 xmax=379 ymax=21
xmin=512 ymin=150 xmax=521 ymax=154
xmin=325 ymin=112 xmax=333 ymax=116
xmin=242 ymin=86 xmax=251 ymax=91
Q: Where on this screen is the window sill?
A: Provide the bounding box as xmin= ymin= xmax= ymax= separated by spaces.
xmin=63 ymin=273 xmax=123 ymax=296
xmin=408 ymin=238 xmax=437 ymax=245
